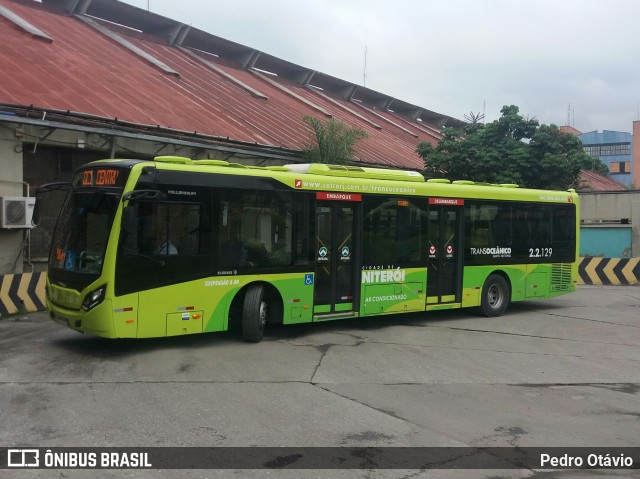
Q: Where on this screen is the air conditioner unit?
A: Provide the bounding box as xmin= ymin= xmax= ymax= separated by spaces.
xmin=1 ymin=197 xmax=36 ymax=229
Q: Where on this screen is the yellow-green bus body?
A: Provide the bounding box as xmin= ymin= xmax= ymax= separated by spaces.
xmin=44 ymin=157 xmax=579 ymax=341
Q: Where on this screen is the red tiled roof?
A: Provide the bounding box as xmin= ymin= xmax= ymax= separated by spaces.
xmin=0 ymin=0 xmax=447 ymax=169
xmin=559 ymin=125 xmax=582 ymax=136
xmin=578 ymin=170 xmax=625 ymax=191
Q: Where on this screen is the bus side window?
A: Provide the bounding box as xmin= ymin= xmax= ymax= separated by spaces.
xmin=218 ymin=189 xmax=293 ymax=269
xmin=466 ymin=202 xmax=512 ymax=250
xmin=294 ymin=194 xmax=313 ymax=265
xmin=512 ymin=209 xmax=530 ymax=245
xmin=220 ymin=235 xmax=249 ymax=268
xmin=472 ymin=222 xmax=490 ymax=246
xmin=492 ymin=206 xmax=512 ymax=246
xmin=467 ymin=205 xmax=494 ymax=247
xmin=526 ymin=205 xmax=551 ymax=246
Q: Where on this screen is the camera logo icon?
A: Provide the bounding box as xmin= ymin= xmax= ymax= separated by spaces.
xmin=7 ymin=449 xmax=39 ymax=468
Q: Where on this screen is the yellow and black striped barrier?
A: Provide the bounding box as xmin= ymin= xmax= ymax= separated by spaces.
xmin=578 ymin=257 xmax=640 ymax=285
xmin=0 ymin=272 xmax=46 ymax=315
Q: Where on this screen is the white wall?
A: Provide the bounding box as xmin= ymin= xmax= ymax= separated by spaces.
xmin=0 ymin=134 xmax=27 ymax=274
xmin=579 ymin=192 xmax=640 ymax=256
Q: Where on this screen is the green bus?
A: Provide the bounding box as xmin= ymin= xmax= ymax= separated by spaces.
xmin=40 ymin=156 xmax=579 ymax=342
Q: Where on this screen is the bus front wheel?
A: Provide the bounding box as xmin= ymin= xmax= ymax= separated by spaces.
xmin=242 ymin=284 xmax=267 ymax=342
xmin=480 ymin=274 xmax=510 ymax=317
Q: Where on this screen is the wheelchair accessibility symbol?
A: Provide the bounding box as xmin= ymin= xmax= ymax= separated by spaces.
xmin=304 ymin=274 xmax=314 ymax=285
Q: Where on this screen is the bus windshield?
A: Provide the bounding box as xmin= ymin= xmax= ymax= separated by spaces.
xmin=48 ymin=190 xmax=119 ymax=285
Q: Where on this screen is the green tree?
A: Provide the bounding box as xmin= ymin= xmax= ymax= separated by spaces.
xmin=417 ymin=105 xmax=608 ymax=190
xmin=302 ymin=116 xmax=368 ymax=164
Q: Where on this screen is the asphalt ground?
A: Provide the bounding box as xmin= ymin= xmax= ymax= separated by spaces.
xmin=1 ymin=285 xmax=639 ymax=479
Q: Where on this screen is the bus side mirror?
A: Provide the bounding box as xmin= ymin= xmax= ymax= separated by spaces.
xmin=122 ymin=189 xmax=163 ymax=202
xmin=32 ymin=197 xmax=41 ymax=226
xmin=120 ymin=189 xmax=162 ymax=231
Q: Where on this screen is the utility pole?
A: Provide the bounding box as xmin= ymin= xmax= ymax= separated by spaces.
xmin=363 ymin=46 xmax=367 ymax=87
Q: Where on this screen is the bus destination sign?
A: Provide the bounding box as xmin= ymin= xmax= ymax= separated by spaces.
xmin=316 ymin=192 xmax=362 ymax=202
xmin=429 ymin=197 xmax=464 ymax=206
xmin=78 ymin=169 xmax=125 ymax=187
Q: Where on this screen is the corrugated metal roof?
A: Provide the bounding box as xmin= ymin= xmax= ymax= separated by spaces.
xmin=579 ymin=170 xmax=625 ymax=192
xmin=0 ymin=0 xmax=455 ymax=169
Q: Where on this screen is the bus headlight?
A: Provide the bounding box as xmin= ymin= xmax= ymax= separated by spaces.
xmin=82 ymin=285 xmax=106 ymax=311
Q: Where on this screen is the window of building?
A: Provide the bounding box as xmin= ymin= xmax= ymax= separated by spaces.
xmin=609 ymin=161 xmax=631 ymax=174
xmin=584 ymin=143 xmax=631 ymax=157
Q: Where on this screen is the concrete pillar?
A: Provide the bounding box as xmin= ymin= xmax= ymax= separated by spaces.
xmin=633 ymin=199 xmax=640 ymax=257
xmin=633 ymin=121 xmax=640 ymax=189
xmin=633 ymin=123 xmax=640 ymax=256
xmin=0 ymin=134 xmax=26 ymax=274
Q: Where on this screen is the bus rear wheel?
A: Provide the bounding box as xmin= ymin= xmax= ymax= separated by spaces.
xmin=242 ymin=284 xmax=267 ymax=342
xmin=480 ymin=274 xmax=510 ymax=317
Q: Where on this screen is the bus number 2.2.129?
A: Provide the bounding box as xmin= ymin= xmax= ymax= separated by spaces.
xmin=529 ymin=247 xmax=552 ymax=258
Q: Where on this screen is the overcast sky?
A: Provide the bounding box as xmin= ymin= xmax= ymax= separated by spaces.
xmin=123 ymin=0 xmax=640 ymax=134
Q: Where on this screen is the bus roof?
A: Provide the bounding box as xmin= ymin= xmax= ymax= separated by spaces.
xmin=85 ymin=156 xmax=578 ymax=204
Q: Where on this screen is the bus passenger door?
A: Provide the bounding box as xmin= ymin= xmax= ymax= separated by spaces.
xmin=426 ymin=199 xmax=464 ymax=306
xmin=314 ymin=195 xmax=360 ymax=318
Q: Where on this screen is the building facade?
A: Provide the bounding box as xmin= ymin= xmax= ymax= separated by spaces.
xmin=578 ymin=121 xmax=640 ymax=188
xmin=562 ymin=124 xmax=639 ymax=260
xmin=579 ymin=191 xmax=640 ymax=258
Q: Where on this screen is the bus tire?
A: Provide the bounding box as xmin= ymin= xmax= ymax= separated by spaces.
xmin=242 ymin=284 xmax=267 ymax=342
xmin=480 ymin=274 xmax=510 ymax=317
